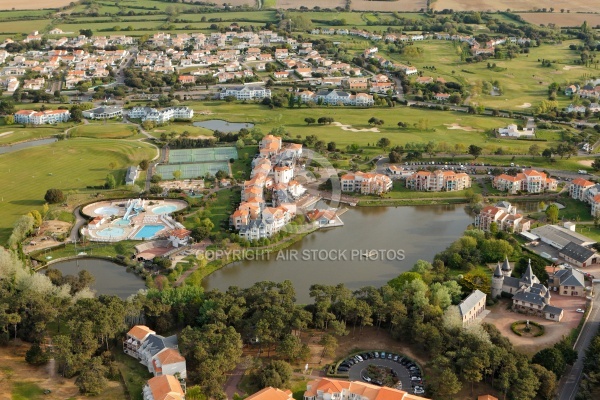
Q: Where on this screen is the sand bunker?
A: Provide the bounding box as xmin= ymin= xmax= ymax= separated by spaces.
xmin=563 ymin=65 xmax=582 ymax=71
xmin=444 ymin=123 xmax=481 ymax=132
xmin=516 ymin=103 xmax=532 ymax=109
xmin=578 ymin=160 xmax=593 ymax=167
xmin=198 ymin=110 xmax=215 ymax=115
xmin=331 ymin=122 xmax=380 ymax=133
xmin=0 ymin=131 xmax=13 ymax=137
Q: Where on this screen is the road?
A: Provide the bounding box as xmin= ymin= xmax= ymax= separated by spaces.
xmin=68 ymin=206 xmax=86 ymax=243
xmin=556 ymin=283 xmax=600 ymax=400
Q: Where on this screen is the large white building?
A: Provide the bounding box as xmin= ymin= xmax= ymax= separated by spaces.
xmin=220 ymin=85 xmax=271 ymax=100
xmin=128 ymin=106 xmax=193 ymax=123
xmin=82 ymin=106 xmax=123 ymax=119
xmin=297 ymin=89 xmax=374 ymax=107
xmin=14 ymin=109 xmax=70 ymax=125
xmin=406 ymin=170 xmax=471 ymax=192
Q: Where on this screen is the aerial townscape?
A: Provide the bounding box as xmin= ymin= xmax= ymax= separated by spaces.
xmin=3 ymin=1 xmax=600 ymax=400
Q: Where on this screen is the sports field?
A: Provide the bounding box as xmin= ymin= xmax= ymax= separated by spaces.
xmin=156 ymin=162 xmax=230 ymax=179
xmin=0 ymin=138 xmax=156 ymax=243
xmin=168 ymin=147 xmax=238 ymax=164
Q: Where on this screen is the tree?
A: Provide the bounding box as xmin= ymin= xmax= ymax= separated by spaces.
xmin=468 ymin=145 xmax=482 ymax=159
xmin=277 ymin=334 xmax=302 ymax=361
xmin=429 ymin=366 xmax=462 ymax=398
xmin=592 ymin=159 xmax=600 ymax=171
xmin=44 ymin=188 xmax=64 ymax=204
xmin=105 ymin=174 xmax=116 ymax=189
xmin=327 ymin=142 xmax=337 ymax=152
xmin=254 ymin=360 xmax=293 ymax=389
xmin=79 ymin=29 xmax=93 ymax=38
xmin=25 ymin=342 xmax=49 ymax=365
xmin=528 ymin=144 xmax=541 ymax=159
xmin=4 ymin=115 xmax=14 ymax=125
xmin=533 ymin=347 xmax=566 ymax=378
xmin=172 ymin=170 xmax=182 ymax=181
xmin=304 ymin=117 xmax=315 ymax=125
xmin=545 ymin=204 xmax=559 ymax=224
xmin=139 ymin=160 xmax=149 ymax=171
xmin=377 ymin=137 xmax=391 ymax=150
xmin=320 ymin=334 xmax=338 ymax=358
xmin=424 ymin=141 xmax=437 ymax=158
xmin=75 ymin=357 xmax=107 ymax=395
xmin=530 ymin=364 xmax=557 ymax=400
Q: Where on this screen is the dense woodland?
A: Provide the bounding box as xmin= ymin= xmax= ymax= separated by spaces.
xmin=0 ymin=224 xmax=587 ymax=399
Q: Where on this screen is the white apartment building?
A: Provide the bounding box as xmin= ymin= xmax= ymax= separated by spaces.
xmin=14 ymin=109 xmax=70 ymax=125
xmin=220 ymin=85 xmax=271 ymax=100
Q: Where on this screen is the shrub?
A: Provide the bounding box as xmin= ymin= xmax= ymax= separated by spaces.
xmin=44 ymin=188 xmax=65 ymax=204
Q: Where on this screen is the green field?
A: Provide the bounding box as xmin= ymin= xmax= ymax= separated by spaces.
xmin=69 ymin=123 xmax=141 ymax=139
xmin=184 ymin=102 xmax=561 ymax=155
xmin=379 ymin=39 xmax=597 ymax=110
xmin=0 ymin=126 xmax=67 ymax=145
xmin=156 ymin=161 xmax=230 ymax=179
xmin=0 ymin=19 xmax=53 ymax=34
xmin=0 ymin=138 xmax=157 ymax=243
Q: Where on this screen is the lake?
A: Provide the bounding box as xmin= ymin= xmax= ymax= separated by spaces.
xmin=193 ymin=120 xmax=254 ymax=133
xmin=0 ymin=138 xmax=57 ymax=154
xmin=47 ymin=258 xmax=145 ymax=299
xmin=203 ymin=205 xmax=473 ymax=303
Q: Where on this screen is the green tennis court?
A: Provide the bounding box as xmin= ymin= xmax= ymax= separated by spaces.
xmin=156 ymin=162 xmax=230 ymax=179
xmin=168 ymin=147 xmax=238 ymax=164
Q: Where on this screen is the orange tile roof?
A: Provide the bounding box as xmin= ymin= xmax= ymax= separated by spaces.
xmin=305 ymin=378 xmax=430 ymax=400
xmin=477 ymin=396 xmax=499 ymax=400
xmin=147 ymin=375 xmax=184 ymax=400
xmin=156 ymin=348 xmax=185 ymax=365
xmin=246 ymin=387 xmax=293 ymax=400
xmin=127 ymin=325 xmax=155 ymax=341
xmin=572 ymin=178 xmax=594 ymax=187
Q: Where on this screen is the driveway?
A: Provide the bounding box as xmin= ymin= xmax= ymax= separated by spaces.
xmin=346 ymin=356 xmax=417 ymax=393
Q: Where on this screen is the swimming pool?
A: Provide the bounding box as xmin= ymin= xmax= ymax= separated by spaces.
xmin=97 ymin=227 xmax=125 ymax=238
xmin=113 ymin=218 xmax=131 ymax=226
xmin=152 ymin=205 xmax=177 ymax=214
xmin=134 ymin=225 xmax=164 ymax=239
xmin=95 ymin=206 xmax=120 ymax=216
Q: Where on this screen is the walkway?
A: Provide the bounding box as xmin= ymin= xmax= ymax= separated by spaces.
xmin=68 ymin=206 xmax=86 ymax=243
xmin=224 ymin=364 xmax=246 ymax=399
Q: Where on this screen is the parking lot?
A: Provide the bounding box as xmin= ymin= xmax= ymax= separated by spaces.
xmin=337 ymin=352 xmax=424 ymax=395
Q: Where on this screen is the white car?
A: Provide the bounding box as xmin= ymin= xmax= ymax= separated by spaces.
xmin=576 ymin=309 xmax=585 ymax=313
xmin=411 ymin=376 xmax=422 ymax=381
xmin=414 ymin=388 xmax=425 ymax=395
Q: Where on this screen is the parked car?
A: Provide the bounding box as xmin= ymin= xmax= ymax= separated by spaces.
xmin=361 ymin=353 xmax=370 ymax=360
xmin=387 ymin=353 xmax=393 ymax=360
xmin=576 ymin=309 xmax=585 ymax=313
xmin=411 ymin=376 xmax=422 ymax=381
xmin=414 ymin=387 xmax=425 ymax=395
xmin=380 ymin=352 xmax=386 ymax=358
xmin=362 ymin=375 xmax=371 ymax=382
xmin=338 ymin=367 xmax=349 ymax=372
xmin=393 ymin=355 xmax=399 ymax=362
xmin=374 ymin=352 xmax=379 ymax=358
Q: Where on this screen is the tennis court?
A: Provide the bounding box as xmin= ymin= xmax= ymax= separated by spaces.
xmin=168 ymin=147 xmax=238 ymax=164
xmin=156 ymin=162 xmax=230 ymax=179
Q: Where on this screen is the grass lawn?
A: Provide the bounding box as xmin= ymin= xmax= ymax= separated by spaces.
xmin=576 ymin=225 xmax=600 ymax=242
xmin=30 ymin=240 xmax=139 ymax=262
xmin=184 ymin=187 xmax=240 ymax=233
xmin=114 ymin=350 xmax=150 ymax=400
xmin=557 ymin=195 xmax=593 ymax=221
xmin=0 ymin=138 xmax=156 ymax=244
xmin=0 ymin=125 xmax=67 ymax=145
xmin=69 ymin=123 xmax=141 ymax=139
xmin=11 ymin=381 xmax=45 ymax=400
xmin=183 ymin=102 xmax=562 ymax=155
xmin=147 ymin=123 xmax=213 ymax=139
xmin=231 ymin=146 xmax=257 ymax=180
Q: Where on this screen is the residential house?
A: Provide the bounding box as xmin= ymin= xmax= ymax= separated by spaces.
xmin=247 ymin=387 xmax=293 ymax=400
xmin=142 ymin=375 xmax=184 ymax=400
xmin=14 ymin=109 xmax=70 ymax=125
xmin=475 ymin=201 xmax=530 ymax=233
xmin=123 ymin=325 xmax=156 ymax=359
xmin=565 ymin=85 xmax=579 ymax=96
xmin=406 ymin=170 xmax=471 ymax=192
xmin=458 ymin=290 xmax=487 ymax=326
xmin=434 ymin=93 xmax=450 ymax=101
xmin=341 ymin=171 xmax=392 ymax=195
xmin=220 ymin=85 xmax=271 ymax=100
xmin=303 ymin=378 xmax=430 ymax=400
xmin=493 ymin=169 xmax=557 ymax=194
xmin=549 ymin=267 xmax=587 ymax=296
xmin=306 ymin=209 xmax=338 ymax=227
xmin=497 ymin=123 xmax=535 ymax=139
xmin=178 ymin=75 xmax=195 ymax=85
xmin=569 ymin=178 xmax=595 ymax=201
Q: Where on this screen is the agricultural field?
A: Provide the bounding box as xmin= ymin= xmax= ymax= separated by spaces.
xmin=0 ymin=19 xmax=54 ymax=34
xmin=431 ymin=0 xmax=598 ymax=13
xmin=0 ymin=0 xmax=71 ymax=9
xmin=351 ymin=0 xmax=427 ymax=12
xmin=274 ymin=0 xmax=344 ymax=9
xmin=0 ymin=138 xmax=156 ymax=243
xmin=517 ymin=12 xmax=600 ymax=27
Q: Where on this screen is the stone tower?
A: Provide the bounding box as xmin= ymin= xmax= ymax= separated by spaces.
xmin=492 ymin=262 xmax=504 ymax=298
xmin=501 ymin=256 xmax=512 ymax=277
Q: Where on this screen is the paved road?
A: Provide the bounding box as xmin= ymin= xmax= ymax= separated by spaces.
xmin=68 ymin=206 xmax=86 ymax=243
xmin=556 ymin=283 xmax=600 ymax=400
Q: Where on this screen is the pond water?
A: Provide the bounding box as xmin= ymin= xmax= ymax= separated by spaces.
xmin=0 ymin=138 xmax=58 ymax=154
xmin=203 ymin=205 xmax=474 ymax=303
xmin=47 ymin=258 xmax=145 ymax=299
xmin=193 ymin=120 xmax=254 ymax=133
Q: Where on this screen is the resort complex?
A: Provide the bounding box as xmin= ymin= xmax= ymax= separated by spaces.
xmin=475 ymin=201 xmax=531 ymax=233
xmin=405 ymin=170 xmax=471 ymax=192
xmin=492 ymin=169 xmax=557 ymax=194
xmin=341 ymin=171 xmax=393 ymax=194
